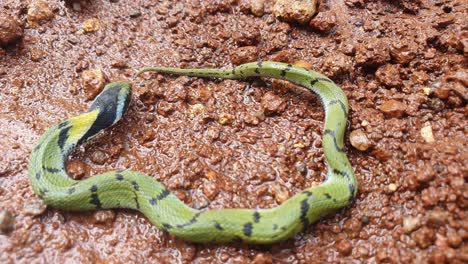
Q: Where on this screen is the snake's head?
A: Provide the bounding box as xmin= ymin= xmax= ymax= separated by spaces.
xmin=88 ymin=81 xmax=132 ymax=128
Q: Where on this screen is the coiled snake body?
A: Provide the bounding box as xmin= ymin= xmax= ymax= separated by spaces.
xmin=28 ymin=62 xmax=356 ymax=244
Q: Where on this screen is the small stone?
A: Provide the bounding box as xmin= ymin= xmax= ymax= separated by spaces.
xmin=390 ymin=41 xmax=417 ymax=65
xmin=336 ymin=240 xmax=353 ymax=256
xmin=92 ymin=210 xmax=116 ymax=224
xmin=81 ymin=69 xmax=108 ymax=100
xmin=90 ymin=150 xmax=108 ymax=165
xmin=0 ymin=210 xmax=14 ymax=233
xmin=218 ymin=113 xmax=235 ymax=125
xmin=321 ymin=53 xmax=352 ymax=78
xmin=422 ymin=87 xmax=433 ymax=96
xmin=250 ymin=0 xmax=265 ymax=17
xmin=188 ymin=103 xmax=206 ymax=118
xmin=66 ymin=160 xmax=90 ymax=180
xmin=349 ymin=130 xmax=371 ymax=151
xmin=421 ymin=125 xmax=435 ymax=143
xmin=202 ymin=181 xmax=219 ymax=200
xmin=412 ymin=227 xmax=435 ymax=249
xmin=24 ymin=200 xmax=47 ymax=216
xmin=309 ymin=11 xmax=336 ymax=33
xmin=192 ymin=196 xmax=209 ymax=210
xmin=446 ymin=229 xmax=462 ymax=248
xmin=230 ymin=46 xmax=259 ymax=65
xmin=403 ymin=216 xmax=420 ymax=233
xmin=271 ymin=184 xmax=289 ymax=204
xmin=379 ymin=100 xmax=407 ymax=118
xmin=0 ymin=15 xmax=23 ymax=47
xmin=387 ymin=183 xmax=398 ymax=193
xmin=261 ymin=91 xmax=286 ymax=115
xmin=376 ymin=64 xmax=402 ymax=88
xmin=157 ymin=101 xmax=174 ymax=117
xmin=294 ymin=60 xmax=313 ymax=70
xmin=273 ymin=0 xmax=319 ymax=25
xmin=355 ymin=38 xmax=390 ymax=68
xmin=426 ymin=209 xmax=447 ymax=226
xmin=252 ymin=253 xmax=272 ymax=264
xmin=29 ymin=48 xmax=45 ymax=62
xmin=129 ymin=10 xmax=142 ymax=18
xmin=27 ymin=0 xmax=55 ymax=27
xmin=82 ymin=18 xmax=100 ymax=33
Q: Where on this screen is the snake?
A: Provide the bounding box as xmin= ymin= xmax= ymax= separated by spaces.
xmin=28 ymin=61 xmax=356 ymax=244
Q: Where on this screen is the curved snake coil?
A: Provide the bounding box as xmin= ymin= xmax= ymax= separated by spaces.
xmin=28 ymin=61 xmax=356 ymax=244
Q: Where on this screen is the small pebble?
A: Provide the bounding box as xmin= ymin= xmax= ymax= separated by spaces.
xmin=349 ymin=130 xmax=371 ymax=151
xmin=261 ymin=91 xmax=286 ymax=115
xmin=90 ymin=150 xmax=108 ymax=165
xmin=271 ymin=184 xmax=289 ymax=204
xmin=82 ymin=18 xmax=100 ymax=33
xmin=336 ymin=240 xmax=353 ymax=256
xmin=218 ymin=113 xmax=235 ymax=125
xmin=251 ymin=253 xmax=272 ymax=264
xmin=421 ymin=125 xmax=435 ymax=143
xmin=387 ymin=183 xmax=398 ymax=193
xmin=130 ymin=10 xmax=142 ymax=18
xmin=250 ymin=0 xmax=265 ymax=17
xmin=273 ymin=0 xmax=319 ymax=25
xmin=402 ymin=216 xmax=420 ymax=233
xmin=379 ymin=100 xmax=407 ymax=118
xmin=0 ymin=210 xmax=14 ymax=233
xmin=188 ymin=103 xmax=206 ymax=118
xmin=81 ymin=69 xmax=108 ymax=100
xmin=0 ymin=15 xmax=23 ymax=47
xmin=93 ymin=210 xmax=116 ymax=224
xmin=66 ymin=160 xmax=90 ymax=180
xmin=27 ymin=0 xmax=55 ymax=27
xmin=230 ymin=46 xmax=258 ymax=65
xmin=24 ymin=199 xmax=47 ymax=216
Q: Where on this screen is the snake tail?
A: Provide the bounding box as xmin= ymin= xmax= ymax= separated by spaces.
xmin=29 ymin=61 xmax=356 ymax=244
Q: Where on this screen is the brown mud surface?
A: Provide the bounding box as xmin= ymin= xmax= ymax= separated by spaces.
xmin=0 ymin=0 xmax=467 ymax=263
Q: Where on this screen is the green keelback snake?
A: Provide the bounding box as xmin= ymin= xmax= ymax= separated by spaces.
xmin=28 ymin=61 xmax=356 ymax=244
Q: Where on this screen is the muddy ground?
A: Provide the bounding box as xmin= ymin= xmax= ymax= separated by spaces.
xmin=0 ymin=0 xmax=466 ymax=263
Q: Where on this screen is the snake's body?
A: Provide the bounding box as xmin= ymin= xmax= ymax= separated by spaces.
xmin=28 ymin=62 xmax=356 ymax=244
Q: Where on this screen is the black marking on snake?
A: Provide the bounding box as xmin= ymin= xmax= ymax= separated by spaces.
xmin=253 ymin=211 xmax=261 ymax=223
xmin=333 ymin=169 xmax=356 ymax=197
xmin=81 ymin=83 xmax=124 ymax=142
xmin=90 ymin=185 xmax=98 ymax=193
xmin=280 ymin=64 xmax=292 ymax=77
xmin=162 ymin=223 xmax=172 ymax=231
xmin=134 ymin=194 xmax=140 ymax=209
xmin=176 ymin=212 xmax=202 ymax=228
xmin=255 ymin=61 xmax=262 ymax=74
xmin=232 ymin=68 xmax=236 ymax=75
xmin=90 ymin=193 xmax=101 ymax=208
xmin=281 ymin=226 xmax=287 ymax=231
xmin=89 ymin=185 xmax=101 ymax=207
xmin=68 ymin=187 xmax=75 ymax=194
xmin=324 ymin=193 xmax=332 ymax=199
xmin=33 ymin=143 xmax=42 ymax=152
xmin=310 ymin=78 xmax=319 ymax=86
xmin=116 ymin=174 xmax=124 ymax=181
xmin=243 ymin=222 xmax=253 ymax=237
xmin=324 ymin=129 xmax=345 ymax=153
xmin=157 ymin=189 xmax=171 ymax=201
xmin=273 ymin=224 xmax=278 ymax=230
xmin=36 ymin=173 xmax=41 ymax=180
xmin=58 ymin=126 xmax=72 ymax=150
xmin=58 ymin=121 xmax=69 ymax=129
xmin=131 ymin=181 xmax=139 ymax=191
xmin=302 ymin=190 xmax=313 ymax=197
xmin=328 ymin=100 xmax=348 ymax=117
xmin=43 ymin=166 xmax=61 ymax=173
xmin=214 ymin=222 xmax=224 ymax=230
xmin=149 ymin=198 xmax=157 ymax=206
xmin=40 ymin=188 xmax=49 ymax=196
xmin=300 ymin=198 xmax=310 ymax=227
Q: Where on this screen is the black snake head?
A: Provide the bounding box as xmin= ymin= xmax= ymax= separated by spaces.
xmin=82 ymin=81 xmax=132 ymax=141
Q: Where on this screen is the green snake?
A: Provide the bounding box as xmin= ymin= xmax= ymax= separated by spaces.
xmin=28 ymin=61 xmax=356 ymax=244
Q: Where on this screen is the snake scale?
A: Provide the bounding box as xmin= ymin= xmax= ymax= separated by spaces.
xmin=28 ymin=61 xmax=356 ymax=244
